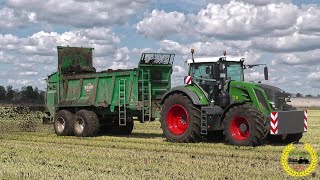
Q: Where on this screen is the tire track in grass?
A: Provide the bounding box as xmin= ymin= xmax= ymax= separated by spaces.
xmin=2 ymin=137 xmax=285 ymax=164
xmin=0 ymin=140 xmax=293 ymax=179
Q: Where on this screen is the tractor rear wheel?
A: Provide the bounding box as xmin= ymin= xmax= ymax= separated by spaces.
xmin=74 ymin=110 xmax=100 ymax=137
xmin=223 ymin=104 xmax=268 ymax=146
xmin=161 ymin=93 xmax=201 ymax=143
xmin=54 ymin=110 xmax=74 ymax=136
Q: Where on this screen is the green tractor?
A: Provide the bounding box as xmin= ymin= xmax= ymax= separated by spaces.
xmin=160 ymin=50 xmax=307 ymax=146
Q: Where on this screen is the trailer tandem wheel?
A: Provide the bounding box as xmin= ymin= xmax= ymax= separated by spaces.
xmin=54 ymin=110 xmax=74 ymax=136
xmin=74 ymin=110 xmax=100 ymax=137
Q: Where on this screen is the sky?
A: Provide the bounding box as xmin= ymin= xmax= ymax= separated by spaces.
xmin=0 ymin=0 xmax=320 ymax=95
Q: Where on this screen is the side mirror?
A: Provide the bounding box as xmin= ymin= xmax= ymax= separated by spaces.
xmin=264 ymin=67 xmax=269 ymax=80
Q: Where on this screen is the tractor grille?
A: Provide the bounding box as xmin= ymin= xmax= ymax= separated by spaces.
xmin=257 ymin=84 xmax=290 ymax=110
xmin=254 ymin=89 xmax=269 ymax=110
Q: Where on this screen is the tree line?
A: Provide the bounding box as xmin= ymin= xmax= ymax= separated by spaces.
xmin=0 ymin=85 xmax=45 ymax=104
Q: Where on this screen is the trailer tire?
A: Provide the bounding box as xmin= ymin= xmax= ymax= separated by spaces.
xmin=223 ymin=104 xmax=268 ymax=146
xmin=54 ymin=110 xmax=74 ymax=136
xmin=74 ymin=110 xmax=100 ymax=137
xmin=112 ymin=116 xmax=134 ymax=135
xmin=161 ymin=93 xmax=201 ymax=143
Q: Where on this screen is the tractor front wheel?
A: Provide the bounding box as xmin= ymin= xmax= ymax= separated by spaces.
xmin=223 ymin=104 xmax=268 ymax=146
xmin=161 ymin=93 xmax=201 ymax=143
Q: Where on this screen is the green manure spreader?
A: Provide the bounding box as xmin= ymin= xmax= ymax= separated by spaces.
xmin=44 ymin=46 xmax=174 ymax=136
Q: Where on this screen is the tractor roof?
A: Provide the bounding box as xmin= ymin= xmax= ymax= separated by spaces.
xmin=187 ymin=56 xmax=245 ymax=64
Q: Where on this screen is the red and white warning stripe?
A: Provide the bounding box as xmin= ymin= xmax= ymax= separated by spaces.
xmin=270 ymin=112 xmax=278 ymax=135
xmin=304 ymin=110 xmax=308 ymax=132
xmin=184 ymin=76 xmax=192 ymax=85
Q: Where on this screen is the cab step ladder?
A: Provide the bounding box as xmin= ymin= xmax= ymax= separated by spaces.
xmin=201 ymin=109 xmax=208 ymax=135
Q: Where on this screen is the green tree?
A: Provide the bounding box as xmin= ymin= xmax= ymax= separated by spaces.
xmin=21 ymin=86 xmax=35 ymax=101
xmin=33 ymin=87 xmax=40 ymax=100
xmin=0 ymin=86 xmax=6 ymax=100
xmin=6 ymin=85 xmax=14 ymax=101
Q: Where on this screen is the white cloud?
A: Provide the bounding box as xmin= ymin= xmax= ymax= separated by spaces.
xmin=137 ymin=10 xmax=186 ymax=40
xmin=137 ymin=1 xmax=299 ymax=40
xmin=253 ymin=33 xmax=320 ymax=52
xmin=19 ymin=71 xmax=39 ymax=76
xmin=245 ymin=71 xmax=265 ymax=82
xmin=159 ymin=40 xmax=234 ymax=56
xmin=297 ymin=5 xmax=320 ymax=35
xmin=0 ymin=7 xmax=36 ymax=29
xmin=7 ymin=79 xmax=33 ymax=86
xmin=272 ymin=49 xmax=320 ymax=65
xmin=0 ymin=28 xmax=120 ymax=57
xmin=192 ymin=2 xmax=298 ymax=39
xmin=0 ymin=51 xmax=14 ymax=63
xmin=6 ymin=0 xmax=149 ymax=28
xmin=172 ymin=65 xmax=188 ymax=87
xmin=308 ymin=72 xmax=320 ymax=81
xmin=114 ymin=47 xmax=130 ymax=62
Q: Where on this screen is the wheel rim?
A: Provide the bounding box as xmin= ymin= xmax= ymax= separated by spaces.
xmin=75 ymin=117 xmax=85 ymax=134
xmin=56 ymin=117 xmax=65 ymax=132
xmin=167 ymin=104 xmax=189 ymax=135
xmin=230 ymin=116 xmax=250 ymax=141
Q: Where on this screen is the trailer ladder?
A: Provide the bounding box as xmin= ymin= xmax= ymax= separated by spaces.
xmin=139 ymin=69 xmax=152 ymax=122
xmin=119 ymin=79 xmax=126 ymax=126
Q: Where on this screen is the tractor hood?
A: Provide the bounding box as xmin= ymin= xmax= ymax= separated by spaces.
xmin=255 ymin=83 xmax=291 ymax=109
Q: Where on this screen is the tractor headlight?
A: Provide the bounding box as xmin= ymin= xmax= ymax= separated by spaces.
xmin=270 ymin=101 xmax=276 ymax=109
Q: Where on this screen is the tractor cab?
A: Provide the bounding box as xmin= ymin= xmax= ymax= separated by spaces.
xmin=187 ymin=56 xmax=245 ymax=82
xmin=187 ymin=55 xmax=245 ymax=104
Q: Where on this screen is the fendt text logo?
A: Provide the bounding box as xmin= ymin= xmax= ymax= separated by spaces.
xmin=281 ymin=143 xmax=318 ymax=177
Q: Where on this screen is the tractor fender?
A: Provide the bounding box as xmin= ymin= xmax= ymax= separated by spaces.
xmin=161 ymin=87 xmax=202 ymax=105
xmin=220 ymin=101 xmax=249 ymax=121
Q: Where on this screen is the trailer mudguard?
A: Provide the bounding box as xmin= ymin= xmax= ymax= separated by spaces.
xmin=270 ymin=110 xmax=307 ymax=135
xmin=160 ymin=86 xmax=208 ymax=105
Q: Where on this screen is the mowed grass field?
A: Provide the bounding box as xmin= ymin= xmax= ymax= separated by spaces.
xmin=0 ymin=106 xmax=319 ymax=179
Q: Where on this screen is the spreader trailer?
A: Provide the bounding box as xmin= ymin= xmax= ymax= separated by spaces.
xmin=43 ymin=46 xmax=174 ymax=136
xmin=160 ymin=49 xmax=307 ymax=146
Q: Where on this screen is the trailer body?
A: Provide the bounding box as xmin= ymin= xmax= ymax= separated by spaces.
xmin=45 ymin=47 xmax=174 ymax=134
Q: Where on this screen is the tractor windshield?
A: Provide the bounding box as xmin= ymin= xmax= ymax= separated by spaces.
xmin=226 ymin=63 xmax=244 ymax=81
xmin=189 ymin=63 xmax=215 ymax=80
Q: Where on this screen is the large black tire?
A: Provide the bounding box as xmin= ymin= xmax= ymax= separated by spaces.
xmin=160 ymin=93 xmax=201 ymax=143
xmin=54 ymin=110 xmax=74 ymax=136
xmin=112 ymin=116 xmax=134 ymax=135
xmin=223 ymin=104 xmax=268 ymax=146
xmin=268 ymin=104 xmax=302 ymax=144
xmin=74 ymin=110 xmax=100 ymax=137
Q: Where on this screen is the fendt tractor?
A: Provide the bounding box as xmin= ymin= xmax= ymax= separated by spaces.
xmin=44 ymin=46 xmax=174 ymax=136
xmin=160 ymin=49 xmax=307 ymax=146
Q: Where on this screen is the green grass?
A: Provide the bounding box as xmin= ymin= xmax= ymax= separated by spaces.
xmin=0 ymin=107 xmax=319 ymax=179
